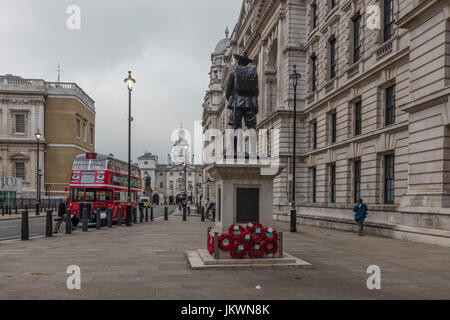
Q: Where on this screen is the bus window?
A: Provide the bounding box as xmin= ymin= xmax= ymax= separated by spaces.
xmin=71 ymin=188 xmax=84 ymax=202
xmin=97 ymin=190 xmax=112 ymax=201
xmin=85 ymin=189 xmax=96 ymax=201
xmin=73 ymin=160 xmax=90 ymax=170
xmin=107 ymin=161 xmax=114 ymax=171
xmin=114 ymin=192 xmax=121 ymax=201
xmin=90 ymin=160 xmax=106 ymax=170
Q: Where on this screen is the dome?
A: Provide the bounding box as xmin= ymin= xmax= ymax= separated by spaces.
xmin=214 ymin=27 xmax=230 ymax=54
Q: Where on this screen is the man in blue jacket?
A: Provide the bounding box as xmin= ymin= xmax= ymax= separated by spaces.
xmin=353 ymin=199 xmax=368 ymax=236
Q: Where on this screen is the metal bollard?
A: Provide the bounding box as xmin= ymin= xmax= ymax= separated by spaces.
xmin=36 ymin=203 xmax=40 ymax=216
xmin=82 ymin=208 xmax=88 ymax=232
xmin=118 ymin=207 xmax=122 ymax=226
xmin=188 ymin=206 xmax=190 ymax=216
xmin=183 ymin=207 xmax=187 ymax=221
xmin=126 ymin=206 xmax=132 ymax=227
xmin=15 ymin=206 xmax=18 ymax=215
xmin=201 ymin=206 xmax=205 ymax=222
xmin=133 ymin=208 xmax=137 ymax=224
xmin=96 ymin=210 xmax=101 ymax=230
xmin=1 ymin=206 xmax=4 ymax=216
xmin=21 ymin=210 xmax=29 ymax=241
xmin=279 ymin=232 xmax=284 ymax=258
xmin=66 ymin=210 xmax=72 ymax=234
xmin=145 ymin=207 xmax=149 ymax=222
xmin=107 ymin=209 xmax=112 ymax=228
xmin=46 ymin=210 xmax=53 ymax=237
xmin=164 ymin=207 xmax=168 ymax=221
xmin=151 ymin=207 xmax=154 ymax=221
xmin=139 ymin=206 xmax=143 ymax=223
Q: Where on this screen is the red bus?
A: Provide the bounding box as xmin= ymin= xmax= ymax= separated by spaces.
xmin=68 ymin=153 xmax=142 ymax=224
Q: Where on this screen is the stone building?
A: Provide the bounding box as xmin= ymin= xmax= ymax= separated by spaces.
xmin=138 ymin=125 xmax=203 ymax=205
xmin=0 ymin=75 xmax=95 ymax=200
xmin=203 ymin=0 xmax=450 ymax=246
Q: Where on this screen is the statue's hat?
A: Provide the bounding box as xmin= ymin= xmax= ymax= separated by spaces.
xmin=233 ymin=52 xmax=254 ymax=64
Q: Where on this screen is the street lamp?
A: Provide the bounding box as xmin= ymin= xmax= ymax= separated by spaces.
xmin=124 ymin=71 xmax=136 ymax=226
xmin=35 ymin=130 xmax=42 ymax=215
xmin=289 ymin=65 xmax=301 ymax=233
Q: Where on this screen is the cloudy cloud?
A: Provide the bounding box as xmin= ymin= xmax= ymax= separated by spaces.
xmin=0 ymin=0 xmax=242 ymax=163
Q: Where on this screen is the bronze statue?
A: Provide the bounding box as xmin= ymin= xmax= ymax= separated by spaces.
xmin=226 ymin=52 xmax=259 ymax=130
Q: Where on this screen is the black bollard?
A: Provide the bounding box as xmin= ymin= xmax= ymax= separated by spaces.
xmin=15 ymin=206 xmax=18 ymax=215
xmin=96 ymin=210 xmax=101 ymax=230
xmin=1 ymin=206 xmax=4 ymax=216
xmin=126 ymin=206 xmax=132 ymax=227
xmin=35 ymin=203 xmax=40 ymax=216
xmin=66 ymin=210 xmax=72 ymax=234
xmin=139 ymin=206 xmax=143 ymax=223
xmin=82 ymin=208 xmax=88 ymax=232
xmin=133 ymin=208 xmax=137 ymax=224
xmin=164 ymin=206 xmax=168 ymax=221
xmin=118 ymin=207 xmax=122 ymax=226
xmin=21 ymin=210 xmax=29 ymax=241
xmin=107 ymin=209 xmax=112 ymax=228
xmin=183 ymin=207 xmax=187 ymax=221
xmin=145 ymin=207 xmax=149 ymax=222
xmin=188 ymin=206 xmax=190 ymax=216
xmin=151 ymin=207 xmax=154 ymax=221
xmin=201 ymin=206 xmax=205 ymax=222
xmin=46 ymin=210 xmax=53 ymax=237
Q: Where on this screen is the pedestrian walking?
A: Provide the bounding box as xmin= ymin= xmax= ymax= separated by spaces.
xmin=54 ymin=198 xmax=75 ymax=233
xmin=353 ymin=198 xmax=368 ymax=236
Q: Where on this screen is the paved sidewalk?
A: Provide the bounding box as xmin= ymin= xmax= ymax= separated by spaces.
xmin=0 ymin=215 xmax=449 ymax=300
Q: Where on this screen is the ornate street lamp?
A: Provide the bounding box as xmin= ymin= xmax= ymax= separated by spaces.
xmin=124 ymin=71 xmax=136 ymax=226
xmin=289 ymin=65 xmax=301 ymax=233
xmin=35 ymin=130 xmax=42 ymax=216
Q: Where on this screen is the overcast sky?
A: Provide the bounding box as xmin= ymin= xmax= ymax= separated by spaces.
xmin=0 ymin=0 xmax=242 ymax=164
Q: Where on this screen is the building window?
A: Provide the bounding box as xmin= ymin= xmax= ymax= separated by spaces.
xmin=160 ymin=182 xmax=163 ymax=189
xmin=329 ymin=37 xmax=337 ymax=79
xmin=384 ymin=0 xmax=395 ymax=42
xmin=384 ymin=154 xmax=395 ymax=204
xmin=330 ymin=112 xmax=337 ymax=143
xmin=311 ymin=2 xmax=318 ymax=30
xmin=83 ymin=122 xmax=87 ymax=142
xmin=160 ymin=173 xmax=163 ymax=176
xmin=76 ymin=119 xmax=81 ymax=138
xmin=15 ymin=114 xmax=25 ymax=133
xmin=312 ymin=122 xmax=317 ymax=150
xmin=353 ymin=14 xmax=361 ymax=63
xmin=170 ymin=173 xmax=173 ymax=176
xmin=385 ymin=85 xmax=396 ymax=126
xmin=330 ymin=164 xmax=336 ymax=203
xmin=329 ymin=0 xmax=336 ymax=10
xmin=354 ymin=160 xmax=361 ymax=202
xmin=354 ymin=101 xmax=362 ymax=136
xmin=15 ymin=163 xmax=25 ymax=180
xmin=312 ymin=167 xmax=317 ymax=203
xmin=90 ymin=126 xmax=94 ymax=145
xmin=311 ymin=54 xmax=317 ymax=92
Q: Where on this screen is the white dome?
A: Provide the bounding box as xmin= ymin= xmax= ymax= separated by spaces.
xmin=214 ymin=27 xmax=230 ymax=54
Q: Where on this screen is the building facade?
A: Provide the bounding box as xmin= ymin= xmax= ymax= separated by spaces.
xmin=203 ymin=0 xmax=450 ymax=246
xmin=138 ymin=125 xmax=203 ymax=205
xmin=0 ymin=75 xmax=95 ymax=200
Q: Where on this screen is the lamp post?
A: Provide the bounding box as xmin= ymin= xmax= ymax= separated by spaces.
xmin=289 ymin=65 xmax=301 ymax=233
xmin=124 ymin=71 xmax=136 ymax=226
xmin=206 ymin=177 xmax=211 ymax=202
xmin=35 ymin=130 xmax=41 ymax=216
xmin=183 ymin=163 xmax=187 ymax=206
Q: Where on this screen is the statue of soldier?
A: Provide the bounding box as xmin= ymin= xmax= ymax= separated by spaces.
xmin=226 ymin=52 xmax=259 ymax=130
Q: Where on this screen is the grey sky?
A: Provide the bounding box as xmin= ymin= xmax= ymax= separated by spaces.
xmin=0 ymin=0 xmax=242 ymax=164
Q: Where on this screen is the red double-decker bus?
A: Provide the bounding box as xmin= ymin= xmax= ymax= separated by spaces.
xmin=68 ymin=153 xmax=142 ymax=224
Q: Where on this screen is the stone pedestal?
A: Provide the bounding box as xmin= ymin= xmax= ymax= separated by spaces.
xmin=205 ymin=162 xmax=282 ymax=233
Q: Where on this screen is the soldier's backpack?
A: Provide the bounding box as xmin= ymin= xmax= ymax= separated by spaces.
xmin=234 ymin=66 xmax=258 ymax=95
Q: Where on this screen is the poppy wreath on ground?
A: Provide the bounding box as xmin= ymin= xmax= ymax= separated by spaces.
xmin=263 ymin=226 xmax=279 ymax=241
xmin=229 ymin=237 xmax=248 ymax=259
xmin=247 ymin=240 xmax=265 ymax=259
xmin=246 ymin=222 xmax=263 ymax=234
xmin=207 ymin=234 xmax=214 ymax=255
xmin=218 ymin=233 xmax=233 ymax=251
xmin=261 ymin=236 xmax=279 ymax=255
xmin=228 ymin=224 xmax=246 ymax=237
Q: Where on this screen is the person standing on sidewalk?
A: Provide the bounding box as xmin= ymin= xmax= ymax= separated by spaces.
xmin=353 ymin=199 xmax=368 ymax=236
xmin=54 ymin=198 xmax=74 ymax=233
